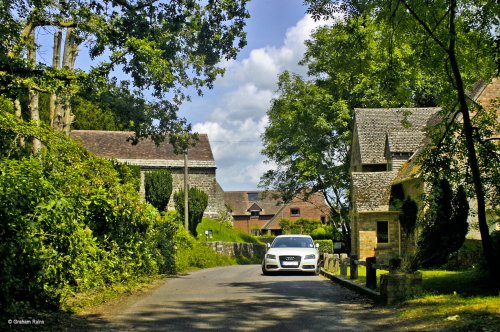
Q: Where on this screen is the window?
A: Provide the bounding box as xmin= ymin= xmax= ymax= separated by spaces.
xmin=250 ymin=210 xmax=260 ymax=217
xmin=247 ymin=192 xmax=259 ymax=201
xmin=290 ymin=208 xmax=300 ymax=217
xmin=321 ymin=216 xmax=326 ymax=224
xmin=377 ymin=221 xmax=389 ymax=243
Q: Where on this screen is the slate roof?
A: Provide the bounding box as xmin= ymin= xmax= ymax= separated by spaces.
xmin=351 ymin=171 xmax=398 ymax=212
xmin=385 ymin=130 xmax=425 ymax=155
xmin=224 ymin=191 xmax=284 ymax=216
xmin=354 ymin=108 xmax=440 ymax=164
xmin=70 ymin=130 xmax=215 ymax=168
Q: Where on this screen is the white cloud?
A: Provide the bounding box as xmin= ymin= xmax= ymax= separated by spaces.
xmin=188 ymin=14 xmax=331 ymax=191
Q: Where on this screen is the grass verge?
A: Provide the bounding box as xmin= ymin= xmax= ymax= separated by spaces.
xmin=397 ymin=269 xmax=500 ymax=331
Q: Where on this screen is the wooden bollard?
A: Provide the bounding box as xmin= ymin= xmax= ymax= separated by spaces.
xmin=350 ymin=255 xmax=358 ymax=280
xmin=366 ymin=257 xmax=377 ymax=289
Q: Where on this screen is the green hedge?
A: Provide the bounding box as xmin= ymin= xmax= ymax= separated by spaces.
xmin=315 ymin=240 xmax=334 ymax=254
xmin=0 ymin=112 xmax=177 ymax=312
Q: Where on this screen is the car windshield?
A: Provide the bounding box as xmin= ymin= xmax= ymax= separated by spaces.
xmin=272 ymin=237 xmax=314 ymax=248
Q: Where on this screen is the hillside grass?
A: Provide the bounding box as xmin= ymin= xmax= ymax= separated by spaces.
xmin=196 ymin=218 xmax=262 ymax=244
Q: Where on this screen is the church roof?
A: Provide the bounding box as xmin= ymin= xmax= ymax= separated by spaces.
xmin=70 ymin=130 xmax=215 ymax=168
xmin=354 ymin=108 xmax=439 ymax=165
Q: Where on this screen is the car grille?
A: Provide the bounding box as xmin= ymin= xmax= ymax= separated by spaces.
xmin=279 ymin=255 xmax=301 ymax=268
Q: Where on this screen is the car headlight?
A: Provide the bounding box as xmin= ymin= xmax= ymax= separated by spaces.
xmin=266 ymin=254 xmax=276 ymax=260
xmin=304 ymin=254 xmax=316 ymax=260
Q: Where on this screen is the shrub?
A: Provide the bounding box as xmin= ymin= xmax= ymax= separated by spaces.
xmin=144 ymin=170 xmax=173 ymax=211
xmin=412 ymin=180 xmax=469 ymax=269
xmin=442 ymin=239 xmax=484 ymax=270
xmin=174 ymin=187 xmax=208 ymax=236
xmin=174 ymin=225 xmax=235 ymax=271
xmin=290 ymin=218 xmax=322 ymax=234
xmin=315 ymin=240 xmax=334 ymax=254
xmin=0 ymin=112 xmax=177 ymax=311
xmin=113 ymin=160 xmax=141 ymax=191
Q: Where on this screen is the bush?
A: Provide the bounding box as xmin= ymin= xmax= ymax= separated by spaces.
xmin=442 ymin=239 xmax=484 ymax=270
xmin=315 ymin=240 xmax=334 ymax=254
xmin=174 ymin=187 xmax=208 ymax=236
xmin=113 ymin=160 xmax=141 ymax=192
xmin=144 ymin=170 xmax=173 ymax=211
xmin=0 ymin=112 xmax=177 ymax=312
xmin=174 ymin=225 xmax=235 ymax=272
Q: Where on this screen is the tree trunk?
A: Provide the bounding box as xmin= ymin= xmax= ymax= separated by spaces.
xmin=14 ymin=99 xmax=25 ymax=147
xmin=61 ymin=27 xmax=78 ymax=136
xmin=50 ymin=29 xmax=62 ymax=128
xmin=27 ymin=29 xmax=41 ymax=154
xmin=447 ymin=1 xmax=498 ymax=285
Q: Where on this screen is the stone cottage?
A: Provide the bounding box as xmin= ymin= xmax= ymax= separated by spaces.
xmin=349 ymin=108 xmax=440 ymax=263
xmin=70 ymin=130 xmax=225 ymax=217
xmin=224 ymin=191 xmax=330 ymax=235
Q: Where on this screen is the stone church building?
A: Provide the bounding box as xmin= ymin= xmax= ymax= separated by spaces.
xmin=71 ymin=130 xmax=225 ymax=217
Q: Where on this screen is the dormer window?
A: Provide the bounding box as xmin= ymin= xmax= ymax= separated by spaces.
xmin=290 ymin=208 xmax=300 ymax=217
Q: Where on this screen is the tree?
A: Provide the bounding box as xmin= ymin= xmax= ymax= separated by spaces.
xmin=1 ymin=0 xmax=250 ymax=144
xmin=406 ymin=179 xmax=469 ymax=271
xmin=260 ymin=16 xmax=440 ymax=248
xmin=144 ymin=170 xmax=173 ymax=212
xmin=260 ymin=71 xmax=351 ymax=244
xmin=305 ymin=0 xmax=499 ymax=285
xmin=398 ymin=196 xmax=419 ymax=271
xmin=174 ymin=187 xmax=208 ymax=237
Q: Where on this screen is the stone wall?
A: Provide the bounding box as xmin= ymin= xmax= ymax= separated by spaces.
xmin=170 ymin=168 xmax=226 ymax=217
xmin=353 ymin=212 xmax=400 ymax=263
xmin=206 ymin=242 xmax=266 ymax=261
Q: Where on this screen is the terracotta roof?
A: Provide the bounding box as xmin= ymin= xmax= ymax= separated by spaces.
xmin=224 ymin=191 xmax=284 ymax=216
xmin=351 ymin=171 xmax=398 ymax=212
xmin=354 ymin=108 xmax=439 ymax=164
xmin=70 ymin=130 xmax=215 ymax=167
xmin=261 ymin=205 xmax=287 ymax=230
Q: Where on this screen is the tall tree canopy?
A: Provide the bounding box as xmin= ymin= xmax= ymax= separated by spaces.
xmin=1 ymin=0 xmax=249 ymax=143
xmin=260 ymin=12 xmax=453 ymax=243
xmin=304 ymin=0 xmax=499 ymax=283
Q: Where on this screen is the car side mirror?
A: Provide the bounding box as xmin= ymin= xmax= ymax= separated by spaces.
xmin=267 ymin=243 xmax=271 ymax=249
xmin=315 ymin=243 xmax=319 ymax=249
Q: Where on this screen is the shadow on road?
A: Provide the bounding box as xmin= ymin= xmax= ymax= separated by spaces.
xmin=78 ymin=276 xmax=404 ymax=331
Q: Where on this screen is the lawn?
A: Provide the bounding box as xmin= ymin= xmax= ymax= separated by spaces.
xmin=399 ymin=269 xmax=500 ymax=331
xmin=326 ymin=263 xmax=500 ymax=331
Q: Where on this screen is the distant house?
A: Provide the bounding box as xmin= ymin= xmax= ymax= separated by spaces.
xmin=350 ymin=108 xmax=439 ymax=263
xmin=70 ymin=130 xmax=225 ymax=217
xmin=224 ymin=191 xmax=330 ymax=236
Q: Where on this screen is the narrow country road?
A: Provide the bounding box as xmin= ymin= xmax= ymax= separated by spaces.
xmin=81 ymin=265 xmax=401 ymax=331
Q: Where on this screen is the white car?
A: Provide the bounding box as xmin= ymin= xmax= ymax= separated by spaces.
xmin=262 ymin=235 xmax=320 ymax=275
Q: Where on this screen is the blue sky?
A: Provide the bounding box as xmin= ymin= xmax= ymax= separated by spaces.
xmin=180 ymin=0 xmax=332 ymax=191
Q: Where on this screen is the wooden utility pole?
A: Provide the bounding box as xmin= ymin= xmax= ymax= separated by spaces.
xmin=184 ymin=150 xmax=189 ymax=232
